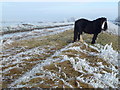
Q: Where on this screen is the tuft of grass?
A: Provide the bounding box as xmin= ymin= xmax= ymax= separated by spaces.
xmin=29 ymin=77 xmax=43 ymax=84
xmin=44 ymin=63 xmax=59 ymax=73
xmin=97 ymin=32 xmax=119 ymax=50
xmin=83 ymin=32 xmax=119 ymax=51
xmin=55 ymin=60 xmax=83 ymax=78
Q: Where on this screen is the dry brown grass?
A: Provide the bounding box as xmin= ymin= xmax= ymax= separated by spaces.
xmin=2 ymin=29 xmax=119 ymax=88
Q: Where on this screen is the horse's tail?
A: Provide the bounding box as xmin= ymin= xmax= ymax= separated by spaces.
xmin=73 ymin=22 xmax=78 ymax=42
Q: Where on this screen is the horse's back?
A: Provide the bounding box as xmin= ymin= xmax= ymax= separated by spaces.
xmin=75 ymin=19 xmax=89 ymax=28
xmin=75 ymin=18 xmax=89 ymax=24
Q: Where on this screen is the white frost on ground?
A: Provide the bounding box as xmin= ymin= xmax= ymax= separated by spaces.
xmin=1 ymin=22 xmax=74 ymax=33
xmin=2 ymin=45 xmax=56 ymax=71
xmin=9 ymin=42 xmax=119 ymax=88
xmin=1 ymin=21 xmax=119 ymax=88
xmin=99 ymin=43 xmax=118 ymax=65
xmin=1 ymin=25 xmax=73 ymax=46
xmin=69 ymin=43 xmax=118 ymax=88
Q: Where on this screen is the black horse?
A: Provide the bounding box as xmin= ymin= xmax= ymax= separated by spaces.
xmin=73 ymin=17 xmax=108 ymax=44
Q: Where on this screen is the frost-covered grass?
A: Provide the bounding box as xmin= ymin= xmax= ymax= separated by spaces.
xmin=1 ymin=22 xmax=73 ymax=34
xmin=9 ymin=42 xmax=118 ymax=88
xmin=2 ymin=29 xmax=74 ymax=88
xmin=1 ymin=22 xmax=119 ymax=88
xmin=1 ymin=25 xmax=73 ymax=47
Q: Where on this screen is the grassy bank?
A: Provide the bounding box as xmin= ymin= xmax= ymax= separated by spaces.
xmin=2 ymin=29 xmax=74 ymax=88
xmin=8 ymin=34 xmax=118 ymax=88
xmin=5 ymin=29 xmax=119 ymax=51
xmin=2 ymin=29 xmax=119 ymax=88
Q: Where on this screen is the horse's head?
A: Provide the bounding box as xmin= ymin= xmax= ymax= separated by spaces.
xmin=100 ymin=17 xmax=108 ymax=31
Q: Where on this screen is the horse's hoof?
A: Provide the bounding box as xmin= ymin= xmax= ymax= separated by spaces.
xmin=91 ymin=42 xmax=95 ymax=44
xmin=72 ymin=41 xmax=75 ymax=43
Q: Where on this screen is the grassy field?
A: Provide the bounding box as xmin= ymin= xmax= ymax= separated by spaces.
xmin=4 ymin=29 xmax=119 ymax=50
xmin=2 ymin=29 xmax=119 ymax=88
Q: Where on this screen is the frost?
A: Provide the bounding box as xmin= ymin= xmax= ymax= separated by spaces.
xmin=60 ymin=79 xmax=73 ymax=88
xmin=9 ymin=42 xmax=119 ymax=88
xmin=99 ymin=43 xmax=118 ymax=65
xmin=2 ymin=22 xmax=119 ymax=88
xmin=2 ymin=25 xmax=73 ymax=46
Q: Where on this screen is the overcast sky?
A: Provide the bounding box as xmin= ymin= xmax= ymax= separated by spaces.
xmin=1 ymin=2 xmax=118 ymax=22
xmin=0 ymin=0 xmax=119 ymax=2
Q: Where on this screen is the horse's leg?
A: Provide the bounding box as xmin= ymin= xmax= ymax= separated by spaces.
xmin=78 ymin=30 xmax=84 ymax=43
xmin=73 ymin=30 xmax=78 ymax=42
xmin=91 ymin=34 xmax=98 ymax=44
xmin=78 ymin=33 xmax=80 ymax=40
xmin=79 ymin=34 xmax=84 ymax=43
xmin=78 ymin=33 xmax=84 ymax=43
